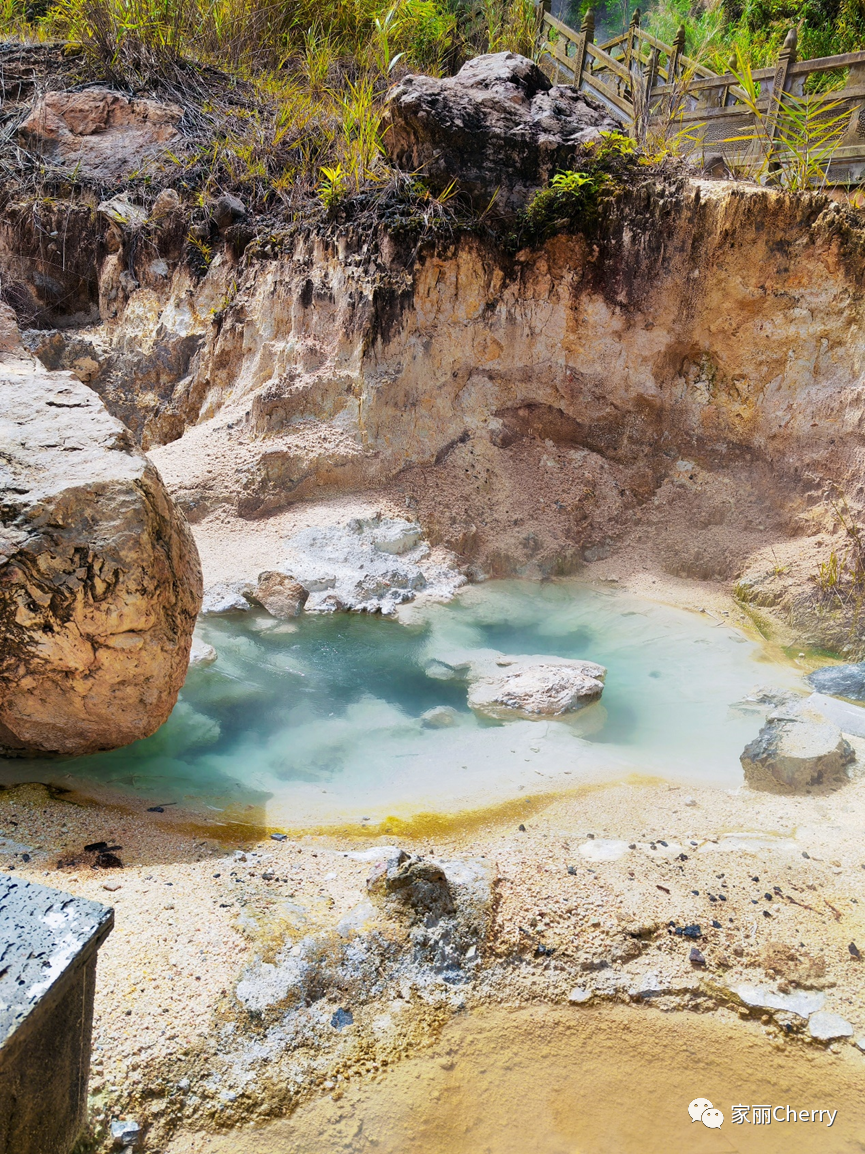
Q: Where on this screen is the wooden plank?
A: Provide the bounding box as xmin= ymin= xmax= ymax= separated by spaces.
xmin=580 ymin=73 xmax=635 ymax=120
xmin=585 ymin=40 xmax=633 ymax=84
xmin=788 ymin=50 xmax=865 ymax=73
xmin=598 ymin=32 xmax=627 ymax=52
xmin=545 ymin=39 xmax=577 ymax=75
xmin=542 ymin=12 xmax=582 ymax=43
xmin=650 ymin=66 xmax=774 ymax=94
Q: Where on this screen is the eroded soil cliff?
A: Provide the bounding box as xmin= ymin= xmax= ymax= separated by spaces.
xmin=7 ymin=169 xmax=865 ymax=654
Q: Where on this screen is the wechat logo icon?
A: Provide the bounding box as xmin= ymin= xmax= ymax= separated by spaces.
xmin=688 ymin=1098 xmax=724 ymax=1129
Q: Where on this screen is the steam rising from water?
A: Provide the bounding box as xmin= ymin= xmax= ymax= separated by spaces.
xmin=0 ymin=582 xmax=803 ymax=824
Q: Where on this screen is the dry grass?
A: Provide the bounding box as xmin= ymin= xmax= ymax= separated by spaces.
xmin=1 ymin=0 xmax=541 ymax=213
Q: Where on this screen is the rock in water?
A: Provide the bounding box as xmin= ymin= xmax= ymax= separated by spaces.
xmin=188 ymin=637 xmax=218 ymax=668
xmin=383 ymin=52 xmax=618 ymax=213
xmin=420 ymin=706 xmax=459 ymax=729
xmin=0 ymin=352 xmax=201 ymax=755
xmin=740 ymin=704 xmax=855 ymax=793
xmin=253 ymin=571 xmax=309 ymax=619
xmin=467 ymin=659 xmax=606 ymax=720
xmin=806 ymin=662 xmax=865 ymax=701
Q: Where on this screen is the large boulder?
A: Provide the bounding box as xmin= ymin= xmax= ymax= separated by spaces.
xmin=0 ymin=328 xmax=202 ymax=756
xmin=740 ymin=703 xmax=855 ymax=793
xmin=18 ymin=90 xmax=181 ymax=182
xmin=383 ymin=52 xmax=618 ymax=213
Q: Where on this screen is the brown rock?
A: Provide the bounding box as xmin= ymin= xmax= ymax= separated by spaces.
xmin=253 ymin=572 xmax=309 ymax=618
xmin=18 ymin=90 xmax=181 ymax=182
xmin=151 ymin=188 xmax=182 ymax=218
xmin=0 ymin=353 xmax=201 ymax=756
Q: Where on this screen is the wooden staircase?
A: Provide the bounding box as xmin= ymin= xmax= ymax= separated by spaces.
xmin=537 ymin=6 xmax=865 ymax=183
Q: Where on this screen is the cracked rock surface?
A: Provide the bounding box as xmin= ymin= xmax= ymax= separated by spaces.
xmin=0 ymin=337 xmax=201 ymax=754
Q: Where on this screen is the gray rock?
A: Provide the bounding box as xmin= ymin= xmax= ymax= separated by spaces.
xmin=330 ymin=1007 xmax=353 ymax=1030
xmin=97 ymin=196 xmax=148 ymax=230
xmin=733 ymin=983 xmax=825 ymax=1018
xmin=383 ymin=52 xmax=618 ymax=214
xmin=280 ymin=516 xmax=464 ymax=615
xmin=568 ymin=986 xmax=592 ymax=1004
xmin=110 ymin=1118 xmax=140 ymax=1146
xmin=808 ymin=1011 xmax=854 ymax=1041
xmin=806 ymin=662 xmax=865 ymax=701
xmin=420 ymin=706 xmax=459 ymax=729
xmin=740 ymin=704 xmax=855 ymax=792
xmin=200 ymin=581 xmax=253 ymax=615
xmin=368 ymin=852 xmax=455 ymax=919
xmin=468 ymin=658 xmax=605 ymax=719
xmin=211 ymin=194 xmax=247 ymax=230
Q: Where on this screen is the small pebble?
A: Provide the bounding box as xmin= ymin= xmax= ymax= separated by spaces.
xmin=270 ymin=833 xmax=288 ymax=842
xmin=568 ymin=986 xmax=592 ymax=1004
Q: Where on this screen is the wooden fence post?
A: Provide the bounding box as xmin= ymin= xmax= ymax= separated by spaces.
xmin=645 ymin=45 xmax=659 ymax=97
xmin=625 ymin=6 xmax=640 ymax=73
xmin=765 ymin=26 xmax=797 ymax=152
xmin=667 ymin=24 xmax=685 ymax=86
xmin=573 ymin=6 xmax=594 ymax=91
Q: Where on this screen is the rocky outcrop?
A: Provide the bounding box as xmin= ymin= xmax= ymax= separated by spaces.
xmin=383 ymin=52 xmax=618 ymax=211
xmin=18 ymin=90 xmax=181 ymax=182
xmin=8 ymin=85 xmax=865 ymax=637
xmin=740 ymin=703 xmax=855 ymax=792
xmin=0 ymin=330 xmax=201 ymax=756
xmin=277 ymin=517 xmax=466 ymax=614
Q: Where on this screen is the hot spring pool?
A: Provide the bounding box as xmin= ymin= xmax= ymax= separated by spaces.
xmin=0 ymin=582 xmax=805 ymax=826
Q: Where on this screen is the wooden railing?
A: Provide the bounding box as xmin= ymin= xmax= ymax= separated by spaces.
xmin=537 ymin=6 xmax=865 ymax=183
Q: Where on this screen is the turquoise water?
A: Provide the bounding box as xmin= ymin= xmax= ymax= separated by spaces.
xmin=0 ymin=582 xmax=803 ymax=824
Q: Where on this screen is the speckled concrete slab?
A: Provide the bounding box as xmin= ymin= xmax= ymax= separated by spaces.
xmin=0 ymin=872 xmax=113 ymax=1047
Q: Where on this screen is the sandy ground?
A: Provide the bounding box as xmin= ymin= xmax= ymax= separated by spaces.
xmin=164 ymin=1004 xmax=865 ymax=1154
xmin=4 ymin=751 xmax=865 ymax=1151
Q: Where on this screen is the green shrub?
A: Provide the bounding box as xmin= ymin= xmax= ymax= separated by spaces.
xmin=522 ymin=168 xmax=608 ymax=239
